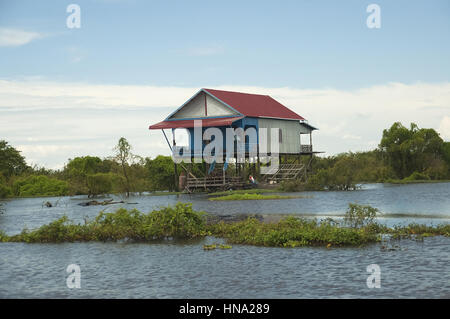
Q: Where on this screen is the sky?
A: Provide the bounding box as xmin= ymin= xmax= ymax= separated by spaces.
xmin=0 ymin=0 xmax=449 ymax=169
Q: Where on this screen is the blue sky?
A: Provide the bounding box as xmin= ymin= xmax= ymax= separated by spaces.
xmin=0 ymin=0 xmax=449 ymax=168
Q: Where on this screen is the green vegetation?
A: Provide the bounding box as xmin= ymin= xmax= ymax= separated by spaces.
xmin=208 ymin=188 xmax=277 ymax=196
xmin=86 ymin=173 xmax=114 ymax=196
xmin=12 ymin=175 xmax=69 ymax=197
xmin=113 ymin=137 xmax=137 ymax=197
xmin=281 ymin=122 xmax=450 ymax=191
xmin=145 ymin=155 xmax=178 ymax=191
xmin=203 ymin=244 xmax=232 ymax=250
xmin=380 ymin=122 xmax=447 ymax=179
xmin=0 ymin=138 xmax=177 ymax=198
xmin=0 ymin=122 xmax=449 ymax=198
xmin=385 ymin=179 xmax=450 ymax=184
xmin=389 ymin=223 xmax=450 ymax=239
xmin=0 ymin=183 xmax=12 ymax=198
xmin=209 ymin=216 xmax=379 ymax=247
xmin=209 ymin=193 xmax=297 ymax=201
xmin=343 ymin=203 xmax=379 ymax=228
xmin=2 ymin=203 xmax=449 ymax=247
xmin=0 ymin=140 xmax=28 ymax=178
xmin=4 ymin=203 xmax=207 ymax=243
xmin=148 ymin=191 xmax=182 ymax=196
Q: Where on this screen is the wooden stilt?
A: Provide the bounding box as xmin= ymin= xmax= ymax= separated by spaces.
xmin=172 ymin=129 xmax=178 ymax=191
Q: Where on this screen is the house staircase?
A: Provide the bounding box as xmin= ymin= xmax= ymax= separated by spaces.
xmin=263 ymin=163 xmax=306 ymax=183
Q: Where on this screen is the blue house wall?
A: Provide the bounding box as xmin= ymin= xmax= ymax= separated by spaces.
xmin=175 ymin=116 xmax=259 ymax=158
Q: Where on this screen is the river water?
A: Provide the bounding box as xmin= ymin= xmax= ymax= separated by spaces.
xmin=1 ymin=183 xmax=449 ymax=298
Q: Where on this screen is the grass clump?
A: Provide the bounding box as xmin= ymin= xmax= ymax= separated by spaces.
xmin=148 ymin=191 xmax=181 ymax=196
xmin=2 ymin=203 xmax=450 ymax=248
xmin=385 ymin=179 xmax=450 ymax=184
xmin=12 ymin=175 xmax=69 ymax=197
xmin=6 ymin=202 xmax=207 ymax=243
xmin=208 ymin=188 xmax=278 ymax=196
xmin=209 ymin=215 xmax=379 ymax=247
xmin=388 ymin=223 xmax=450 ymax=239
xmin=343 ymin=203 xmax=379 ymax=228
xmin=209 ymin=193 xmax=296 ymax=201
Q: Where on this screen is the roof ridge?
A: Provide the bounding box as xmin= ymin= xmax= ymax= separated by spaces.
xmin=203 ymin=88 xmax=271 ymax=97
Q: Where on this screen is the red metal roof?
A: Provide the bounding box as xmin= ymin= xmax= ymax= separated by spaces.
xmin=203 ymin=88 xmax=305 ymax=120
xmin=149 ymin=88 xmax=306 ymax=130
xmin=149 ymin=116 xmax=244 ymax=130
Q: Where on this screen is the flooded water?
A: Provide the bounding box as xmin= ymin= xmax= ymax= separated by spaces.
xmin=1 ymin=183 xmax=450 ymax=298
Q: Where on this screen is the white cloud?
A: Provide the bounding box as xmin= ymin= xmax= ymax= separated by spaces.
xmin=0 ymin=28 xmax=44 ymax=47
xmin=439 ymin=116 xmax=450 ymax=140
xmin=0 ymin=79 xmax=449 ymax=168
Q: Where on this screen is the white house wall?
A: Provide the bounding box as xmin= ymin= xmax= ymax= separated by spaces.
xmin=205 ymin=94 xmax=237 ymax=116
xmin=299 ymin=123 xmax=313 ymax=134
xmin=258 ymin=118 xmax=301 ymax=154
xmin=169 ymin=92 xmax=238 ymax=119
xmin=170 ymin=93 xmax=205 ymax=119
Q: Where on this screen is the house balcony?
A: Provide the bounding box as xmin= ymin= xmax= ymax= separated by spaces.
xmin=300 ymin=144 xmax=313 ymax=153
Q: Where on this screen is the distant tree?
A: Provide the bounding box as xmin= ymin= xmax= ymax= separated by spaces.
xmin=0 ymin=140 xmax=28 ymax=178
xmin=113 ymin=137 xmax=139 ymax=197
xmin=379 ymin=122 xmax=445 ymax=179
xmin=65 ymin=156 xmax=103 ymax=194
xmin=145 ymin=155 xmax=176 ymax=191
xmin=0 ymin=175 xmax=12 ymax=198
xmin=86 ymin=173 xmax=113 ymax=197
xmin=13 ymin=175 xmax=69 ymax=197
xmin=441 ymin=142 xmax=450 ymax=166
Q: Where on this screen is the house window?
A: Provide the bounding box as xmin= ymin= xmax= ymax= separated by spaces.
xmin=279 ymin=128 xmax=283 ymax=144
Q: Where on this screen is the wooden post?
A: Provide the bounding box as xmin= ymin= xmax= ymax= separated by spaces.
xmin=172 ymin=129 xmax=178 ymax=191
xmin=223 ymin=166 xmax=226 ymax=185
xmin=204 ymin=92 xmax=208 ymax=116
xmin=256 ymin=143 xmax=260 ymax=176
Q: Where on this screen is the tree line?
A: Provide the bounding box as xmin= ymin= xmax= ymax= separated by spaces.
xmin=1 ymin=122 xmax=449 ymax=198
xmin=282 ymin=122 xmax=450 ymax=191
xmin=0 ymin=137 xmax=178 ymax=198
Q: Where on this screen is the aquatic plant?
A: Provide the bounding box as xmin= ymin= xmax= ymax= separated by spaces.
xmin=0 ymin=184 xmax=11 ymax=199
xmin=2 ymin=203 xmax=450 ymax=248
xmin=12 ymin=175 xmax=69 ymax=197
xmin=0 ymin=230 xmax=7 ymax=242
xmin=6 ymin=202 xmax=207 ymax=243
xmin=209 ymin=193 xmax=296 ymax=201
xmin=343 ymin=203 xmax=379 ymax=228
xmin=207 ymin=188 xmax=277 ymax=196
xmin=208 ymin=215 xmax=380 ymax=247
xmin=389 ymin=223 xmax=450 ymax=239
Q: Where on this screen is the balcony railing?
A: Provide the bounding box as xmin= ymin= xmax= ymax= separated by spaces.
xmin=300 ymin=145 xmax=313 ymax=153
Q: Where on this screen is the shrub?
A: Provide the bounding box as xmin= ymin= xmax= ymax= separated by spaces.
xmin=12 ymin=175 xmax=69 ymax=197
xmin=279 ymin=176 xmax=324 ymax=192
xmin=208 ymin=215 xmax=379 ymax=247
xmin=0 ymin=184 xmax=11 ymax=198
xmin=209 ymin=193 xmax=295 ymax=201
xmin=7 ymin=203 xmax=207 ymax=243
xmin=3 ymin=203 xmax=449 ymax=247
xmin=405 ymin=171 xmax=430 ymax=181
xmin=86 ymin=173 xmax=113 ymax=197
xmin=343 ymin=203 xmax=379 ymax=228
